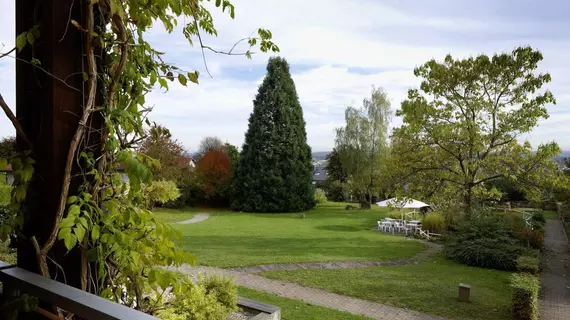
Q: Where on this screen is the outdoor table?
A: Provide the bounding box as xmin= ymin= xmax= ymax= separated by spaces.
xmin=381 ymin=221 xmax=392 ymax=232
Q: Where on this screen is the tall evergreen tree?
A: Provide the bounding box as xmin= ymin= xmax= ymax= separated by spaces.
xmin=232 ymin=57 xmax=315 ymax=212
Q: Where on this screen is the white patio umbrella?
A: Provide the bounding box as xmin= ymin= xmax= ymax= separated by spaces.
xmin=376 ymin=198 xmax=430 ymax=220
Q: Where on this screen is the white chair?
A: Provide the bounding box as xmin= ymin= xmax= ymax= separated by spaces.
xmin=398 ymin=222 xmax=411 ymax=235
xmin=377 ymin=221 xmax=382 ymax=231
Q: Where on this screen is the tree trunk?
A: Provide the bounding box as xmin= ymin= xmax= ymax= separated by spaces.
xmin=464 ymin=185 xmax=473 ymax=219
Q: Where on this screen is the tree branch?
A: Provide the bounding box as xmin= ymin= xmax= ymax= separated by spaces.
xmin=0 ymin=93 xmax=34 ymax=151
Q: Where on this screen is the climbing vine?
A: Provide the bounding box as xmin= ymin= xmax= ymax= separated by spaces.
xmin=0 ymin=0 xmax=278 ymax=316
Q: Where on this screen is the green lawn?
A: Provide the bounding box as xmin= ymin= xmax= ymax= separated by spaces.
xmin=261 ymin=256 xmax=512 ymax=320
xmin=166 ymin=202 xmax=426 ymax=267
xmin=543 ymin=210 xmax=558 ymax=220
xmin=153 ymin=207 xmax=205 ymax=223
xmin=238 ymin=287 xmax=372 ymax=320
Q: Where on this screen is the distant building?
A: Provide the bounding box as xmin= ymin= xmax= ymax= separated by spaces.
xmin=312 ymin=165 xmax=327 ymax=184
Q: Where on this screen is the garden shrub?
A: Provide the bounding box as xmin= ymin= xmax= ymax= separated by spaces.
xmin=530 ymin=212 xmax=545 ymax=230
xmin=511 ymin=273 xmax=539 ymax=320
xmin=518 ymin=229 xmax=544 ymax=250
xmin=198 ymin=274 xmax=238 ymax=311
xmin=516 ymin=255 xmax=539 ymax=275
xmin=156 ymin=275 xmax=238 ymax=320
xmin=323 ymin=180 xmax=344 ymax=202
xmin=388 ymin=211 xmax=402 ymax=219
xmin=443 ymin=215 xmax=523 ymax=270
xmin=314 ymin=188 xmax=327 ymax=204
xmin=422 ymin=214 xmax=445 ymax=233
xmin=502 ymin=212 xmax=526 ymax=234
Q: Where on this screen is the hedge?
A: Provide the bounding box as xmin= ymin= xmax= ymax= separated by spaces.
xmin=511 ymin=273 xmax=539 ymax=320
xmin=516 ymin=256 xmax=539 ymax=275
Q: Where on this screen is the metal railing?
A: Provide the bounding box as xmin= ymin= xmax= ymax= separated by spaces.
xmin=0 ymin=261 xmax=158 ymax=320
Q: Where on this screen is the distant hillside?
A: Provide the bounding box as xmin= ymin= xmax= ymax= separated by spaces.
xmin=186 ymin=151 xmax=332 ymax=160
xmin=312 ymin=151 xmax=330 ymax=160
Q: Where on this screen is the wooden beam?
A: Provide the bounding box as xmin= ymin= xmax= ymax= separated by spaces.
xmin=15 ymin=0 xmax=96 ymax=289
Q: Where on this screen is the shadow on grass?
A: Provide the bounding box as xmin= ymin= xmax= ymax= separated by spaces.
xmin=180 ymin=235 xmax=424 ymax=267
xmin=314 ymin=225 xmax=362 ymax=232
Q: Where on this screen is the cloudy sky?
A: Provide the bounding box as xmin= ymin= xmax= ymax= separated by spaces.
xmin=1 ymin=0 xmax=569 ymax=152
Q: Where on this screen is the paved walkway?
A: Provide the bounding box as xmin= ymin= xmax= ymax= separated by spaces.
xmin=168 ymin=265 xmax=446 ymax=320
xmin=230 ymin=240 xmax=440 ymax=273
xmin=175 ymin=213 xmax=210 ymax=224
xmin=539 ymin=219 xmax=570 ymax=319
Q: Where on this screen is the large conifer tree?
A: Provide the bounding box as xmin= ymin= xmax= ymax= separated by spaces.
xmin=232 ymin=57 xmax=315 ymax=212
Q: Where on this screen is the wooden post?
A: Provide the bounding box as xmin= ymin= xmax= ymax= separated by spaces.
xmin=15 ymin=0 xmax=102 ymax=289
xmin=458 ymin=283 xmax=471 ymax=302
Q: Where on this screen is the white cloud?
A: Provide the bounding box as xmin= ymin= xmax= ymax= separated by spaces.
xmin=1 ymin=0 xmax=569 ymax=153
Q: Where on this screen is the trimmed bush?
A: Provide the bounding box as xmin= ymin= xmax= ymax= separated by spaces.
xmin=314 ymin=188 xmax=327 ymax=204
xmin=518 ymin=229 xmax=544 ymax=250
xmin=156 ymin=275 xmax=238 ymax=320
xmin=443 ymin=215 xmax=523 ymax=270
xmin=422 ymin=214 xmax=445 ymax=233
xmin=511 ymin=273 xmax=539 ymax=320
xmin=198 ymin=274 xmax=238 ymax=311
xmin=516 ymin=255 xmax=539 ymax=275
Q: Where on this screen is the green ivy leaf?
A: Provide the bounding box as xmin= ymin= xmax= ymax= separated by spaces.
xmin=59 ymin=216 xmax=75 ymax=229
xmin=150 ymin=70 xmax=157 ymax=85
xmin=74 ymin=225 xmax=86 ymax=242
xmin=26 ymin=32 xmax=35 ymax=45
xmin=63 ymin=233 xmax=77 ymax=250
xmin=78 ymin=217 xmax=89 ymax=229
xmin=21 ymin=164 xmax=34 ymax=182
xmin=68 ymin=204 xmax=81 ymax=217
xmin=67 ymin=196 xmax=78 ymax=205
xmin=14 ymin=185 xmax=27 ymax=202
xmin=177 ymin=74 xmax=187 ymax=86
xmin=187 ymin=71 xmax=199 ymax=84
xmin=158 ymin=78 xmax=168 ymax=89
xmin=16 ymin=32 xmax=28 ymax=52
xmin=58 ymin=227 xmax=72 ymax=240
xmin=91 ymin=225 xmax=100 ymax=241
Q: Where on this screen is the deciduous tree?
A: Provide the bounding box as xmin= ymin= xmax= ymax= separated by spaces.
xmin=232 ymin=57 xmax=315 ymax=212
xmin=390 ymin=46 xmax=566 ymax=217
xmin=197 ymin=150 xmax=232 ymax=205
xmin=139 ymin=125 xmax=192 ymax=183
xmin=335 ymin=87 xmax=391 ymax=204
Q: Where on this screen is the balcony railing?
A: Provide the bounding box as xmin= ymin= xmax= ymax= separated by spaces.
xmin=0 ymin=261 xmax=158 ymax=320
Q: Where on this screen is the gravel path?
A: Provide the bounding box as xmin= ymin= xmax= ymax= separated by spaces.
xmin=168 ymin=265 xmax=446 ymax=320
xmin=175 ymin=213 xmax=210 ymax=224
xmin=230 ymin=240 xmax=440 ymax=273
xmin=539 ymin=219 xmax=570 ymax=319
xmin=167 ymin=240 xmax=445 ymax=320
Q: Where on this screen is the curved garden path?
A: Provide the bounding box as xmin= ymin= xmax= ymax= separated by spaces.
xmin=230 ymin=240 xmax=440 ymax=273
xmin=174 ymin=213 xmax=210 ymax=224
xmin=167 ymin=240 xmax=445 ymax=320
